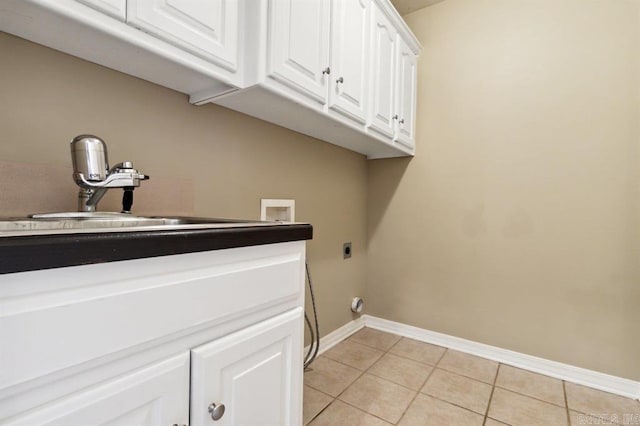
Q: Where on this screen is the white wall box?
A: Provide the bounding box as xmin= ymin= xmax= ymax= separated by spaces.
xmin=0 ymin=0 xmax=420 ymax=159
xmin=261 ymin=199 xmax=296 ymax=222
xmin=0 ymin=241 xmax=306 ymax=425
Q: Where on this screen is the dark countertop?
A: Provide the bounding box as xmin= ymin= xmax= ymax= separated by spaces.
xmin=0 ymin=223 xmax=313 ymax=274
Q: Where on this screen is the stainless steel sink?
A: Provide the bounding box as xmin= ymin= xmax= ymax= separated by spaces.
xmin=0 ymin=212 xmax=281 ymax=236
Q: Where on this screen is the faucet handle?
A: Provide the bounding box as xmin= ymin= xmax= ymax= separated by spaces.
xmin=111 ymin=161 xmax=133 ymax=171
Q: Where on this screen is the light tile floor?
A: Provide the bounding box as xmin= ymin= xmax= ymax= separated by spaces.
xmin=303 ymin=328 xmax=640 ymax=425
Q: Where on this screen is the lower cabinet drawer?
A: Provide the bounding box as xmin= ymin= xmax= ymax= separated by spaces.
xmin=6 ymin=353 xmax=190 ymax=426
xmin=190 ymin=308 xmax=304 ymax=426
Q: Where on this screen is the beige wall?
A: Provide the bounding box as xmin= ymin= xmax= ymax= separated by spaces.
xmin=0 ymin=32 xmax=367 ymax=339
xmin=368 ymin=0 xmax=640 ymax=380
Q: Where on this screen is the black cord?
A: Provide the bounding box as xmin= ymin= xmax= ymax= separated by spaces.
xmin=304 ymin=261 xmax=320 ymax=369
xmin=304 ymin=313 xmax=315 ymax=365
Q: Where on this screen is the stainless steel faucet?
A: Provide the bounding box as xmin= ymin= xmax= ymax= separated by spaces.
xmin=70 ymin=135 xmax=149 ymax=213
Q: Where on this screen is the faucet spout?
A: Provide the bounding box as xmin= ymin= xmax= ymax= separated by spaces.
xmin=77 ymin=188 xmax=106 ymax=212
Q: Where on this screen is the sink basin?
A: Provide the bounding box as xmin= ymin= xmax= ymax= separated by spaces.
xmin=0 ymin=212 xmax=281 ymax=236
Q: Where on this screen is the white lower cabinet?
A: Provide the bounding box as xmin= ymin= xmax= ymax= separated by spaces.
xmin=191 ymin=308 xmax=303 ymax=426
xmin=75 ymin=0 xmax=126 ymax=20
xmin=7 ymin=353 xmax=191 ymax=426
xmin=0 ymin=242 xmax=306 ymax=425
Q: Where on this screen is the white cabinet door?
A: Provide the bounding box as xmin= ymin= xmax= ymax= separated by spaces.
xmin=395 ymin=36 xmax=417 ymax=148
xmin=368 ymin=4 xmax=397 ymax=140
xmin=127 ymin=0 xmax=239 ymax=71
xmin=329 ymin=0 xmax=370 ymax=124
xmin=6 ymin=353 xmax=190 ymax=426
xmin=267 ymin=0 xmax=330 ymax=106
xmin=76 ymin=0 xmax=126 ymax=21
xmin=190 ymin=308 xmax=303 ymax=426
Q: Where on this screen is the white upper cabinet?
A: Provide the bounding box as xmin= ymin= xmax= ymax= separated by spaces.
xmin=368 ymin=1 xmax=418 ymax=149
xmin=328 ymin=0 xmax=370 ymax=125
xmin=127 ymin=0 xmax=239 ymax=72
xmin=267 ymin=0 xmax=330 ymax=106
xmin=368 ymin=3 xmax=397 ymax=140
xmin=1 ymin=0 xmax=419 ymax=158
xmin=76 ymin=0 xmax=126 ymax=20
xmin=395 ymin=35 xmax=417 ymax=148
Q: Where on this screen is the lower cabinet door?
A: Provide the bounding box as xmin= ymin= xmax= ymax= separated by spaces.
xmin=190 ymin=308 xmax=303 ymax=426
xmin=6 ymin=353 xmax=190 ymax=426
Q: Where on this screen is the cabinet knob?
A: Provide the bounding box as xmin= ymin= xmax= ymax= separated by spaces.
xmin=208 ymin=403 xmax=226 ymax=421
xmin=393 ymin=114 xmax=399 ymax=120
xmin=322 ymin=67 xmax=331 ymax=75
xmin=336 ymin=77 xmax=344 ymax=84
xmin=399 ymin=118 xmax=405 ymax=124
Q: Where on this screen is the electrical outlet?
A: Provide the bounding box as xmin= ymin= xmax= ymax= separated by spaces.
xmin=343 ymin=242 xmax=352 ymax=259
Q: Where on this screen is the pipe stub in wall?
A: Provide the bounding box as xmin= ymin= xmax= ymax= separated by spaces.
xmin=351 ymin=297 xmax=364 ymax=313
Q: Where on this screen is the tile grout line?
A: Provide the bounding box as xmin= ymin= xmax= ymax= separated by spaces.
xmin=394 ymin=347 xmax=449 ymax=425
xmin=303 ymin=384 xmax=334 ymax=399
xmin=483 ymin=362 xmax=501 ymax=426
xmin=332 ymin=331 xmax=409 ymax=425
xmin=352 ymin=328 xmax=450 ymax=368
xmin=435 ymin=365 xmax=500 ymax=386
xmin=422 ymin=391 xmax=495 ymax=419
xmin=363 ymin=334 xmax=417 ymax=425
xmin=563 ymin=380 xmax=570 ymax=426
xmin=397 ymin=347 xmax=496 ymax=422
xmin=318 ymin=354 xmax=374 ymax=374
xmin=307 ymin=328 xmax=640 ymax=426
xmin=346 ymin=331 xmax=423 ymax=424
xmin=328 ymin=333 xmax=379 ymax=405
xmin=349 ymin=335 xmax=403 ymax=352
xmin=304 ymin=394 xmax=334 ymax=426
xmin=338 ymin=399 xmax=395 ymax=425
xmin=366 ymin=368 xmax=433 ymax=393
xmin=492 ymin=383 xmax=569 ymax=409
xmin=304 ymin=335 xmax=374 ymax=424
xmin=433 ymin=345 xmax=448 ymax=367
xmin=324 ymin=334 xmax=445 ymax=378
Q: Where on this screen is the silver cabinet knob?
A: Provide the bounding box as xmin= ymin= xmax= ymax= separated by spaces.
xmin=322 ymin=67 xmax=330 ymax=75
xmin=208 ymin=403 xmax=226 ymax=421
xmin=336 ymin=77 xmax=344 ymax=84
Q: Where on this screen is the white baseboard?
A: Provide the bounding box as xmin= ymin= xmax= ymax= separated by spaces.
xmin=304 ymin=316 xmax=365 ymax=359
xmin=361 ymin=315 xmax=640 ymax=400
